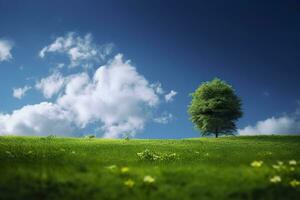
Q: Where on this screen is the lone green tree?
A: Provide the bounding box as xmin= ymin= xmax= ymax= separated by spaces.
xmin=188 ymin=78 xmax=242 ymax=138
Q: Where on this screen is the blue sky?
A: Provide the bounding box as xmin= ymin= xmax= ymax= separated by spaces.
xmin=0 ymin=0 xmax=300 ymax=138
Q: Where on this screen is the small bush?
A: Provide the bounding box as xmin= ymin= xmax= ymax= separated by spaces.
xmin=41 ymin=134 xmax=56 ymax=141
xmin=123 ymin=133 xmax=131 ymax=141
xmin=47 ymin=134 xmax=56 ymax=139
xmin=137 ymin=149 xmax=178 ymax=161
xmin=124 ymin=136 xmax=130 ymax=141
xmin=163 ymin=153 xmax=178 ymax=161
xmin=84 ymin=135 xmax=96 ymax=139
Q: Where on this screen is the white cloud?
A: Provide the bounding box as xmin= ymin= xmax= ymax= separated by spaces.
xmin=0 ymin=39 xmax=13 ymax=62
xmin=0 ymin=32 xmax=176 ymax=137
xmin=13 ymin=86 xmax=31 ymax=99
xmin=165 ymin=90 xmax=177 ymax=102
xmin=57 ymin=54 xmax=159 ymax=138
xmin=0 ymin=102 xmax=73 ymax=136
xmin=35 ymin=72 xmax=65 ymax=99
xmin=238 ymin=115 xmax=300 ymax=135
xmin=151 ymin=82 xmax=164 ymax=94
xmin=153 ymin=112 xmax=174 ymax=124
xmin=39 ymin=32 xmax=113 ymax=67
xmin=1 ymin=54 xmax=168 ymax=138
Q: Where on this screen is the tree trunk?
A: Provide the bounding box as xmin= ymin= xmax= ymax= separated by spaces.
xmin=215 ymin=128 xmax=219 ymax=138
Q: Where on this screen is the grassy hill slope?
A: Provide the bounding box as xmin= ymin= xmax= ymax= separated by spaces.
xmin=0 ymin=136 xmax=300 ymax=200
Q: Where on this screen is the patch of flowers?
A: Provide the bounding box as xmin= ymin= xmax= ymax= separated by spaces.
xmin=272 ymin=161 xmax=290 ymax=171
xmin=137 ymin=149 xmax=178 ymax=161
xmin=270 ymin=175 xmax=281 ymax=183
xmin=250 ymin=159 xmax=300 ymax=188
xmin=290 ymin=179 xmax=300 ymax=187
xmin=105 ymin=165 xmax=156 ymax=189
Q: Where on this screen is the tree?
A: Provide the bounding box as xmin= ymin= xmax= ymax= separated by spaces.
xmin=188 ymin=78 xmax=242 ymax=138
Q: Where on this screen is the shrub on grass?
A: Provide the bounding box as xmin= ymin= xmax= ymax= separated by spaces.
xmin=84 ymin=135 xmax=96 ymax=139
xmin=40 ymin=134 xmax=56 ymax=141
xmin=47 ymin=134 xmax=56 ymax=139
xmin=137 ymin=149 xmax=178 ymax=161
xmin=123 ymin=133 xmax=132 ymax=141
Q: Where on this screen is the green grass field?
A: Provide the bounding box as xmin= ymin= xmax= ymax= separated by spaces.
xmin=0 ymin=136 xmax=300 ymax=200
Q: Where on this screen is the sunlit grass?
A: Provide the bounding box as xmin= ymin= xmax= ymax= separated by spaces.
xmin=0 ymin=135 xmax=300 ymax=200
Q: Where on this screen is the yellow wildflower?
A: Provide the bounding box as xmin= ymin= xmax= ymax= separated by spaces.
xmin=124 ymin=179 xmax=135 ymax=188
xmin=270 ymin=175 xmax=281 ymax=183
xmin=121 ymin=167 xmax=130 ymax=174
xmin=251 ymin=161 xmax=263 ymax=168
xmin=143 ymin=175 xmax=155 ymax=184
xmin=289 ymin=160 xmax=297 ymax=166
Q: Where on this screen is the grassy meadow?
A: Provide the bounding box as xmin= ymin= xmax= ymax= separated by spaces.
xmin=0 ymin=135 xmax=300 ymax=200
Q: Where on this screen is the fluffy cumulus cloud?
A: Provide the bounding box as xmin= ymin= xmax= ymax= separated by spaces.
xmin=0 ymin=32 xmax=177 ymax=138
xmin=57 ymin=54 xmax=160 ymax=138
xmin=0 ymin=53 xmax=171 ymax=138
xmin=165 ymin=90 xmax=177 ymax=102
xmin=39 ymin=32 xmax=113 ymax=67
xmin=0 ymin=39 xmax=13 ymax=62
xmin=35 ymin=72 xmax=65 ymax=99
xmin=238 ymin=114 xmax=300 ymax=135
xmin=13 ymin=86 xmax=31 ymax=99
xmin=0 ymin=102 xmax=73 ymax=136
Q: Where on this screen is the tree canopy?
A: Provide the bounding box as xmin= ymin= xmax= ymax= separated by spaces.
xmin=188 ymin=78 xmax=243 ymax=138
